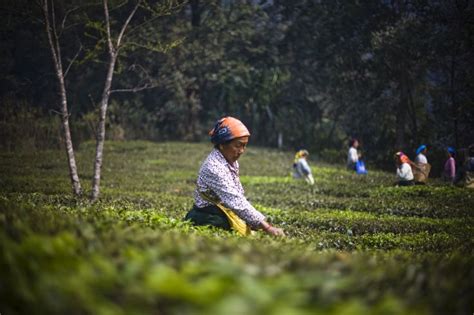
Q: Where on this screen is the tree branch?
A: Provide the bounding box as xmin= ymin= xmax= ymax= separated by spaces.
xmin=88 ymin=93 xmax=96 ymax=107
xmin=64 ymin=43 xmax=83 ymax=78
xmin=116 ymin=0 xmax=141 ymax=49
xmin=110 ymin=83 xmax=158 ymax=94
xmin=110 ymin=0 xmax=129 ymax=12
xmin=49 ymin=109 xmax=63 ymax=116
xmin=103 ymin=0 xmax=114 ymax=54
xmin=59 ymin=6 xmax=81 ymax=37
xmin=129 ymin=63 xmax=153 ymax=79
xmin=108 ymin=62 xmax=158 ymax=94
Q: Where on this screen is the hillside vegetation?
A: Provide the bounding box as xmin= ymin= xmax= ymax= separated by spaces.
xmin=0 ymin=141 xmax=473 ymax=315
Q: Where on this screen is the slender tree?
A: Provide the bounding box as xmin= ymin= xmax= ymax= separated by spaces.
xmin=90 ymin=0 xmax=141 ymax=201
xmin=41 ymin=0 xmax=82 ymax=196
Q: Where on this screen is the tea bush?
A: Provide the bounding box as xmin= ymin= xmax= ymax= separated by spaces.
xmin=0 ymin=141 xmax=473 ymax=315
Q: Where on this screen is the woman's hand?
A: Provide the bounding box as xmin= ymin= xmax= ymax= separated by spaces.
xmin=260 ymin=221 xmax=285 ymax=237
xmin=266 ymin=226 xmax=285 ymax=236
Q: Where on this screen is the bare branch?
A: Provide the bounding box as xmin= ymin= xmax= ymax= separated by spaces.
xmin=88 ymin=93 xmax=97 ymax=107
xmin=64 ymin=43 xmax=83 ymax=78
xmin=49 ymin=109 xmax=62 ymax=115
xmin=110 ymin=83 xmax=158 ymax=94
xmin=107 ymin=62 xmax=158 ymax=94
xmin=59 ymin=6 xmax=81 ymax=37
xmin=130 ymin=63 xmax=153 ymax=80
xmin=116 ymin=0 xmax=141 ymax=48
xmin=63 ymin=21 xmax=85 ymax=31
xmin=103 ymin=0 xmax=114 ymax=54
xmin=109 ymin=0 xmax=129 ymax=12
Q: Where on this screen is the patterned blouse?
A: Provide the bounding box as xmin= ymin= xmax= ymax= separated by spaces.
xmin=194 ymin=148 xmax=266 ymax=229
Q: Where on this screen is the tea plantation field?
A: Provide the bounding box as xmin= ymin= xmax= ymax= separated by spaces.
xmin=0 ymin=141 xmax=473 ymax=315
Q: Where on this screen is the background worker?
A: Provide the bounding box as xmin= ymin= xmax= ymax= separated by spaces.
xmin=413 ymin=144 xmax=431 ymax=183
xmin=347 ymin=138 xmax=361 ymax=170
xmin=442 ymin=147 xmax=456 ymax=183
xmin=293 ymin=149 xmax=315 ymax=185
xmin=395 ymin=152 xmax=415 ymax=186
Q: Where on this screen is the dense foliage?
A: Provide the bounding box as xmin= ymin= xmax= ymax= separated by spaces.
xmin=1 ymin=1 xmax=473 ymax=166
xmin=1 ymin=141 xmax=473 ymax=314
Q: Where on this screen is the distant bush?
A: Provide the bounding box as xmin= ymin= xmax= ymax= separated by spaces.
xmin=318 ymin=148 xmax=346 ymax=164
xmin=0 ymin=98 xmax=93 ymax=151
xmin=0 ymin=98 xmax=132 ymax=151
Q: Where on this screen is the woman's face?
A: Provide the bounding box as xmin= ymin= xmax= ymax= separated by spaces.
xmin=219 ymin=136 xmax=249 ymax=163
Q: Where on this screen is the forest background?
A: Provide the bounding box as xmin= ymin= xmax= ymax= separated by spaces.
xmin=1 ymin=0 xmax=473 ymax=173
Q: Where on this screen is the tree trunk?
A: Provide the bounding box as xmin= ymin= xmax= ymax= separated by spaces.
xmin=91 ymin=53 xmax=117 ymax=201
xmin=90 ymin=0 xmax=140 ymax=201
xmin=58 ymin=74 xmax=82 ymax=196
xmin=42 ymin=0 xmax=82 ymax=196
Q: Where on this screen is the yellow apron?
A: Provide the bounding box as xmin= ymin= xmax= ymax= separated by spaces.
xmin=199 ymin=190 xmax=252 ymax=236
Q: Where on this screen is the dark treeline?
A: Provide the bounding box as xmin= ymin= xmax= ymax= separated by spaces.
xmin=1 ymin=0 xmax=473 ymax=169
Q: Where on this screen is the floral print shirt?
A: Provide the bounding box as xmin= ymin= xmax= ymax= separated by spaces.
xmin=194 ymin=149 xmax=265 ymax=228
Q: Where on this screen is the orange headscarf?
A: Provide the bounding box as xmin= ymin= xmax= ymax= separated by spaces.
xmin=209 ymin=116 xmax=250 ymax=144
